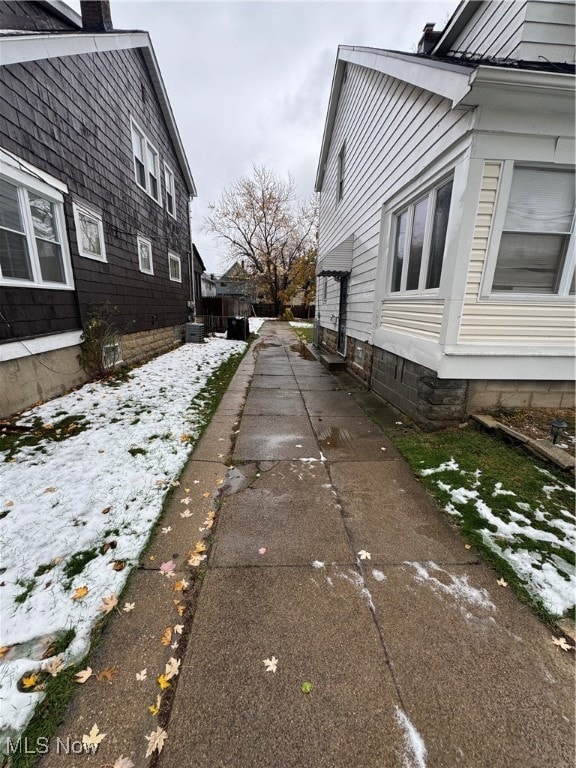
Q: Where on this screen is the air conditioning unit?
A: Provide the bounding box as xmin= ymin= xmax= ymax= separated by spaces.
xmin=185 ymin=322 xmax=204 ymax=343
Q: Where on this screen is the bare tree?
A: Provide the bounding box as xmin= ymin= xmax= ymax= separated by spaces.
xmin=203 ymin=165 xmax=317 ymax=315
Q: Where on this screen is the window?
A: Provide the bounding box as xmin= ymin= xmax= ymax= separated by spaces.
xmin=168 ymin=252 xmax=181 ymax=282
xmin=137 ymin=235 xmax=153 ymax=274
xmin=323 ymin=276 xmax=328 ymax=302
xmin=337 ymin=144 xmax=346 ymax=203
xmin=73 ymin=202 xmax=106 ymax=262
xmin=490 ymin=166 xmax=575 ymax=295
xmin=164 ymin=164 xmax=176 ymax=218
xmin=390 ymin=178 xmax=453 ymax=294
xmin=131 ymin=119 xmax=161 ymax=203
xmin=0 ymin=175 xmax=72 ymax=288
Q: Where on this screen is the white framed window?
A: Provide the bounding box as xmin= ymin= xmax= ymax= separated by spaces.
xmin=130 ymin=118 xmax=161 ymax=204
xmin=389 ymin=177 xmax=453 ymax=294
xmin=168 ymin=251 xmax=182 ymax=282
xmin=73 ymin=202 xmax=106 ymax=262
xmin=484 ymin=164 xmax=575 ymax=297
xmin=0 ymin=171 xmax=73 ymax=289
xmin=337 ymin=143 xmax=345 ymax=203
xmin=137 ymin=235 xmax=153 ymax=275
xmin=164 ymin=164 xmax=176 ymax=219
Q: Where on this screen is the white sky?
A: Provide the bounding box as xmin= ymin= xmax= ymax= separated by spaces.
xmin=70 ymin=0 xmax=459 ymax=273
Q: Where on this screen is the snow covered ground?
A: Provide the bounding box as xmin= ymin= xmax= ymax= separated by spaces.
xmin=0 ymin=319 xmax=264 ymax=739
xmin=289 ymin=321 xmax=313 ymax=328
xmin=421 ymin=459 xmax=575 ymax=617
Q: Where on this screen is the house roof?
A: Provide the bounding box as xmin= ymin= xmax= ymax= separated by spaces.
xmin=0 ymin=29 xmax=197 ymax=198
xmin=315 ymin=44 xmax=575 ymax=191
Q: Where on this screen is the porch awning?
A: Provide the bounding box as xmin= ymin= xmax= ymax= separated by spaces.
xmin=317 ymin=234 xmax=354 ymax=277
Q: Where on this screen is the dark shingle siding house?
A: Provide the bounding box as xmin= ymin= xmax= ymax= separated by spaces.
xmin=0 ymin=0 xmax=197 ymax=417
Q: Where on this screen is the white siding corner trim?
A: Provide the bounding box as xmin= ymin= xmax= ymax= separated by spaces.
xmin=0 ymin=330 xmax=82 ymax=362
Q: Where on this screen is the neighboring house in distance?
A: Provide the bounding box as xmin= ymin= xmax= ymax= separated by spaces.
xmin=0 ymin=0 xmax=197 ymax=418
xmin=214 ymin=262 xmax=256 ymax=302
xmin=315 ymin=0 xmax=575 ymax=428
xmin=201 ymin=272 xmax=217 ymax=298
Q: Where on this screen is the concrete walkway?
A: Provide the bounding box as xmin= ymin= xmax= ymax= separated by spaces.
xmin=39 ymin=321 xmax=574 ymax=768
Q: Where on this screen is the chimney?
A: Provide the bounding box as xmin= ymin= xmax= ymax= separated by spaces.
xmin=417 ymin=23 xmax=442 ymax=55
xmin=80 ymin=1 xmax=113 ymax=32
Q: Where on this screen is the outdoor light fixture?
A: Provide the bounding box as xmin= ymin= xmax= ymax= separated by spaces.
xmin=550 ymin=419 xmax=568 ymax=444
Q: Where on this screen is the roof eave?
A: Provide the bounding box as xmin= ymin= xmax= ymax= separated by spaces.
xmin=0 ymin=31 xmax=197 ymax=198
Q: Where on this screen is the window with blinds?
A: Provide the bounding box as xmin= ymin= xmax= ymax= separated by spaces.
xmin=492 ymin=167 xmax=575 ymax=295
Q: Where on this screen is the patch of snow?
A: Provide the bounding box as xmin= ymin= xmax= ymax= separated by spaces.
xmin=312 ymin=561 xmax=325 ymax=569
xmin=249 ymin=317 xmax=265 ymax=334
xmin=405 ymin=562 xmax=495 ymax=614
xmin=288 ymin=321 xmax=313 ymax=328
xmin=444 ymin=503 xmax=461 ymax=517
xmin=492 ymin=482 xmax=516 ymax=497
xmin=395 ymin=706 xmax=427 ymax=768
xmin=336 ymin=569 xmax=375 ymax=612
xmin=420 ymin=458 xmax=459 ymax=476
xmin=499 ymin=549 xmax=576 ymax=617
xmin=372 ymin=569 xmax=386 ymax=582
xmin=0 ymin=336 xmax=248 ymax=736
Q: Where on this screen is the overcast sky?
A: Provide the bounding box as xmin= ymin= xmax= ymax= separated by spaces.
xmin=75 ymin=1 xmax=460 ymax=273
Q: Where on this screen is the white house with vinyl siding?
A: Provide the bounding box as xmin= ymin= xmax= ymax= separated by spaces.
xmin=315 ymin=0 xmax=575 ymax=428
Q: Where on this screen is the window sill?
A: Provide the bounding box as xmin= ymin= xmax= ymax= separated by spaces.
xmin=79 ymin=253 xmax=107 ymax=263
xmin=134 ymin=180 xmax=162 ymax=207
xmin=0 ymin=280 xmax=74 ymax=291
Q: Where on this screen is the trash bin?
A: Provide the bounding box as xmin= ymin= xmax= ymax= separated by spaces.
xmin=227 ymin=316 xmax=249 ymax=341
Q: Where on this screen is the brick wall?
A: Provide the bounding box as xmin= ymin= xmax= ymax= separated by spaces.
xmin=120 ymin=325 xmax=184 ymax=366
xmin=468 ymin=380 xmax=575 ymax=411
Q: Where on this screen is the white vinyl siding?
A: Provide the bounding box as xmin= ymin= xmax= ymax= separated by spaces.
xmin=446 ymin=1 xmax=527 ymax=59
xmin=445 ymin=0 xmax=575 ymax=63
xmin=317 ymin=62 xmax=471 ymax=340
xmin=459 ymin=162 xmax=575 ymax=346
xmin=381 ymin=300 xmax=444 ymax=340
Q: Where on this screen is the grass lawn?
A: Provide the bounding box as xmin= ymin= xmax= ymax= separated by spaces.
xmin=391 ymin=426 xmax=575 ymax=624
xmin=289 ymin=322 xmax=313 ymax=344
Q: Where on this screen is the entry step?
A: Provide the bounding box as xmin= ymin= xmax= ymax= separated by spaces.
xmin=320 ymin=352 xmax=346 ymax=371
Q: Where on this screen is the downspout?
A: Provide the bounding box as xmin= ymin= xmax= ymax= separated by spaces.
xmin=187 ymin=196 xmax=196 ymax=321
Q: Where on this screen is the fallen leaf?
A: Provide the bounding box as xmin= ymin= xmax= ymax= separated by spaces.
xmin=160 ymin=560 xmax=176 ymax=578
xmin=157 ymin=673 xmax=171 ymax=690
xmin=170 ymin=481 xmax=180 ymax=487
xmin=188 ymin=553 xmax=206 ymax=567
xmin=112 ymin=560 xmax=125 ymax=571
xmin=263 ymin=656 xmax=278 ymax=673
xmin=46 ymin=657 xmax=64 ymax=677
xmin=0 ymin=646 xmax=11 ymax=658
xmin=180 ymin=433 xmax=190 ymax=442
xmin=43 ymin=486 xmax=56 ymax=493
xmin=97 ymin=665 xmax=118 ymax=683
xmin=258 ymin=547 xmax=267 ymax=555
xmin=161 ymin=627 xmax=173 ymax=646
xmin=357 ymin=550 xmax=371 ymax=561
xmin=174 ymin=579 xmax=188 ymax=592
xmin=101 ymin=506 xmax=111 ymax=515
xmin=72 ymin=585 xmax=89 ymax=600
xmin=552 ymin=637 xmax=573 ymax=651
xmin=301 ymin=681 xmax=313 ymax=694
xmin=145 ymin=726 xmax=167 ymax=757
xmin=180 ymin=510 xmax=193 ymax=518
xmin=171 ymin=642 xmax=179 ymax=650
xmin=22 ymin=673 xmax=38 ymax=689
xmin=162 ymin=526 xmax=172 ymax=534
xmin=113 ymin=757 xmax=134 ymax=768
xmin=99 ymin=594 xmax=119 ymax=614
xmin=180 ymin=497 xmax=191 ymax=505
xmin=464 ymin=544 xmax=472 ymax=550
xmin=82 ymin=724 xmax=106 ymax=747
xmin=148 ymin=694 xmax=162 ymax=716
xmin=51 ymin=556 xmax=64 ymax=564
xmin=497 ymin=578 xmax=508 ymax=587
xmin=173 ymin=624 xmax=184 ymax=635
xmin=75 ymin=667 xmax=92 ymax=683
xmin=123 ymin=602 xmax=135 ymax=612
xmin=136 ymin=668 xmax=148 ymax=681
xmin=6 ymin=501 xmax=14 ymax=507
xmin=202 ymin=491 xmax=211 ymax=498
xmin=175 ymin=603 xmax=185 ymax=617
xmin=165 ymin=657 xmax=181 ymax=680
xmin=193 ymin=541 xmax=207 ymax=554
